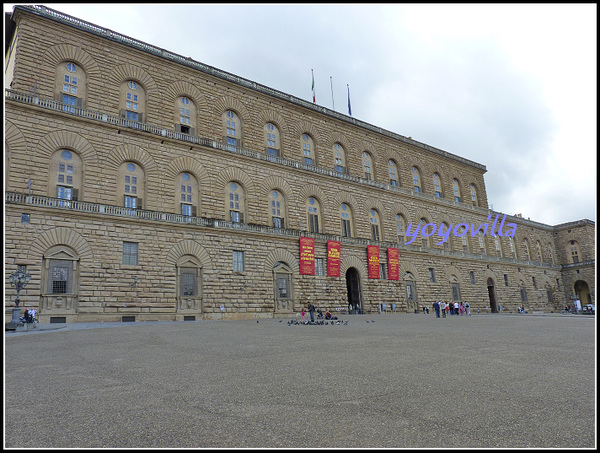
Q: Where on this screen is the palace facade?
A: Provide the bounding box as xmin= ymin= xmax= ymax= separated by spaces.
xmin=5 ymin=5 xmax=595 ymax=323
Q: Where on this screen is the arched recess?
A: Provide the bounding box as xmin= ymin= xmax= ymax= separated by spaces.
xmin=297 ymin=183 xmax=329 ymax=232
xmin=4 ymin=121 xmax=28 ymax=191
xmin=166 ymin=240 xmax=212 ymax=314
xmin=26 ymin=227 xmax=94 ymax=316
xmin=27 ymin=227 xmax=94 ymax=264
xmin=165 ymin=156 xmax=211 ymax=215
xmin=264 ymin=249 xmax=299 ymax=314
xmin=40 ymin=43 xmax=101 ymax=99
xmin=263 ymin=248 xmax=299 ymax=274
xmin=35 ymin=130 xmax=100 ymax=199
xmin=105 ymin=144 xmax=159 ymax=208
xmin=108 ymin=64 xmax=159 ymax=99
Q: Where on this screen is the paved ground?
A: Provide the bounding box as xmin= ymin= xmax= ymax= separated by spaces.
xmin=4 ymin=313 xmax=596 ymax=448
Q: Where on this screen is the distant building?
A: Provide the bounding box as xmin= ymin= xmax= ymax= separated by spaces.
xmin=5 ymin=5 xmax=594 ymax=323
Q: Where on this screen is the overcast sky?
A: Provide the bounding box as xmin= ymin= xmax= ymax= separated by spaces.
xmin=5 ymin=3 xmax=596 ymax=226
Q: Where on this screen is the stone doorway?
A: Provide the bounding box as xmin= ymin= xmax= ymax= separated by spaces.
xmin=487 ymin=277 xmax=498 ymax=313
xmin=346 ymin=267 xmax=362 ymax=314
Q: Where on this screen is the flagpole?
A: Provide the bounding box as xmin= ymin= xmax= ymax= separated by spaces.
xmin=347 ymin=84 xmax=352 ymax=116
xmin=311 ymin=69 xmax=315 ymax=104
xmin=330 ymin=76 xmax=335 ymax=111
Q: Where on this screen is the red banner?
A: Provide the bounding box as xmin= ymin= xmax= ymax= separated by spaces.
xmin=367 ymin=245 xmax=380 ymax=279
xmin=388 ymin=247 xmax=399 ymax=280
xmin=299 ymin=237 xmax=315 ymax=275
xmin=327 ymin=241 xmax=341 ymax=277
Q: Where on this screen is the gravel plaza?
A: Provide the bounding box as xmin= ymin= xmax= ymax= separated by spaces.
xmin=4 ymin=312 xmax=596 ymax=449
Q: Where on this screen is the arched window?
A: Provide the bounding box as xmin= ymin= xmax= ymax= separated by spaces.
xmin=536 ymin=241 xmax=543 ymax=262
xmin=301 ymin=134 xmax=315 ymax=166
xmin=340 ymin=203 xmax=353 ymax=237
xmin=412 ymin=167 xmax=422 ymax=192
xmin=118 ymin=162 xmax=145 ymax=209
xmin=57 ymin=62 xmax=85 ymax=112
xmin=452 ymin=179 xmax=462 ymax=202
xmin=226 ymin=181 xmax=245 ymax=223
xmin=567 ymin=240 xmax=581 ymax=264
xmin=49 ymin=149 xmax=82 ymax=201
xmin=176 ymin=96 xmax=196 ymax=135
xmin=306 ymin=197 xmax=321 ymax=233
xmin=396 ymin=214 xmax=406 ymax=244
xmin=523 ymin=239 xmax=532 ymax=261
xmin=477 ymin=231 xmax=486 ymax=254
xmin=269 ymin=190 xmax=286 ymax=228
xmin=334 ymin=143 xmax=347 ymax=174
xmin=508 ymin=236 xmax=517 ymax=259
xmin=419 ymin=218 xmax=431 ymax=248
xmin=370 ymin=209 xmax=381 ymax=241
xmin=176 ymin=172 xmax=199 ymax=216
xmin=470 ymin=184 xmax=479 ymax=207
xmin=547 ymin=244 xmax=555 ymax=264
xmin=433 ymin=173 xmax=443 ymax=198
xmin=121 ymin=80 xmax=146 ymax=122
xmin=389 ymin=160 xmax=399 ymax=186
xmin=494 ymin=236 xmax=503 ymax=257
xmin=223 ymin=110 xmax=241 ymax=149
xmin=363 ymin=152 xmax=374 ymax=180
xmin=440 ymin=222 xmax=451 ymax=250
xmin=265 ymin=123 xmax=281 ymax=157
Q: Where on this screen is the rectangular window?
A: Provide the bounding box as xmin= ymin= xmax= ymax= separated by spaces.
xmin=520 ymin=287 xmax=528 ymax=302
xmin=123 ymin=242 xmax=138 ymax=266
xmin=342 ymin=219 xmax=351 ymax=237
xmin=470 ymin=271 xmax=475 ymax=285
xmin=380 ymin=264 xmax=387 ymax=280
xmin=125 ymin=196 xmax=137 ymax=209
xmin=57 ymin=186 xmax=73 ymax=200
xmin=309 ymin=214 xmax=319 ymax=233
xmin=181 ymin=204 xmax=192 ymax=216
xmin=233 ymin=251 xmax=244 ymax=272
xmin=48 ymin=259 xmax=72 ymax=294
xmin=277 ymin=275 xmax=290 ymax=298
xmin=371 ymin=225 xmax=380 ymax=241
xmin=429 ymin=268 xmax=435 ymax=283
xmin=504 ymin=274 xmax=509 ymax=286
xmin=315 ymin=258 xmax=324 ymax=277
xmin=21 ymin=213 xmax=30 ymax=224
xmin=272 ymin=217 xmax=284 ymax=229
xmin=180 ymin=270 xmax=197 ymax=296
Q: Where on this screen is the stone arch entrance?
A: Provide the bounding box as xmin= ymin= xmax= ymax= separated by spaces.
xmin=346 ymin=267 xmax=362 ymax=314
xmin=574 ymin=280 xmax=591 ymax=305
xmin=487 ymin=277 xmax=498 ymax=313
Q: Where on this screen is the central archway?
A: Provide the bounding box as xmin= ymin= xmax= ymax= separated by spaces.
xmin=346 ymin=267 xmax=362 ymax=314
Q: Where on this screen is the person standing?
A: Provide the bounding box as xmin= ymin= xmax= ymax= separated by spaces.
xmin=454 ymin=301 xmax=459 ymax=315
xmin=441 ymin=301 xmax=446 ymax=318
xmin=308 ymin=302 xmax=315 ymax=323
xmin=464 ymin=301 xmax=470 ymax=316
xmin=433 ymin=301 xmax=440 ymax=318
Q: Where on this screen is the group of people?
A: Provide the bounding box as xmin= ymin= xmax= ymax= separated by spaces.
xmin=301 ymin=302 xmax=340 ymax=324
xmin=22 ymin=308 xmax=37 ymax=323
xmin=431 ymin=301 xmax=470 ymax=318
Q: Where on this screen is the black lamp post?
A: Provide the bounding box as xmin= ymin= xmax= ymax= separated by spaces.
xmin=8 ymin=269 xmax=31 ymax=328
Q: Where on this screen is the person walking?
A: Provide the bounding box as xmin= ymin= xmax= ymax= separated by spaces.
xmin=433 ymin=301 xmax=440 ymax=318
xmin=441 ymin=301 xmax=446 ymax=318
xmin=301 ymin=307 xmax=306 ymax=323
xmin=464 ymin=301 xmax=471 ymax=316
